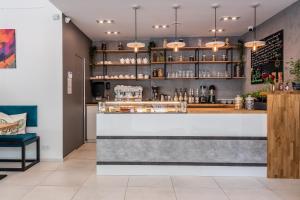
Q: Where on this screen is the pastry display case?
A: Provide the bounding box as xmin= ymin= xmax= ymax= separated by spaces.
xmin=98 ymin=101 xmax=187 ymax=113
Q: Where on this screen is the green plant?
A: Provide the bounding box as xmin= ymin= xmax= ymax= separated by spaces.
xmin=288 ymin=58 xmax=300 ymax=82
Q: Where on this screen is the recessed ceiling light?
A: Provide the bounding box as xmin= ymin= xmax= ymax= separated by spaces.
xmin=209 ymin=29 xmax=224 ymax=33
xmin=105 ymin=31 xmax=120 ymax=35
xmin=152 ymin=24 xmax=169 ymax=29
xmin=96 ymin=19 xmax=115 ymax=24
xmin=220 ymin=16 xmax=240 ymax=21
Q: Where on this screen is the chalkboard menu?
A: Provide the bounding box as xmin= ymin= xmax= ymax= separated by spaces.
xmin=251 ymin=30 xmax=284 ymax=84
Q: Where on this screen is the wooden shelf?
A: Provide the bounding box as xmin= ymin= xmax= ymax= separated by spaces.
xmin=149 ymin=61 xmax=240 ymax=65
xmin=93 ymin=63 xmax=150 ymax=67
xmin=91 ymin=78 xmax=151 ymax=81
xmin=90 ymin=77 xmax=246 ymax=81
xmin=96 ymin=49 xmax=149 ymax=53
xmin=151 ymin=45 xmax=238 ymax=51
xmin=94 ymin=45 xmax=238 ymax=54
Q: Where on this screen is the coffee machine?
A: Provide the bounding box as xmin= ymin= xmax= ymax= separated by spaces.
xmin=208 ymin=85 xmax=216 ymax=104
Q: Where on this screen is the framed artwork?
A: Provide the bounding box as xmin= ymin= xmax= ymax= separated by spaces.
xmin=0 ymin=29 xmax=16 ymax=69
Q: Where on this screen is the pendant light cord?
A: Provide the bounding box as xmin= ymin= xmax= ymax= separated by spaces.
xmin=175 ymin=7 xmax=178 ymax=41
xmin=254 ymin=6 xmax=257 ymax=41
xmin=134 ymin=7 xmax=137 ymax=42
xmin=214 ymin=7 xmax=217 ymax=41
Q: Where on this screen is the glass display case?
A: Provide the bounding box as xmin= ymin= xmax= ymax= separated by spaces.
xmin=99 ymin=101 xmax=187 ymax=113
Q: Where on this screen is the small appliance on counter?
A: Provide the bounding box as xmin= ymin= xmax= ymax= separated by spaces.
xmin=200 ymin=85 xmax=208 ymax=103
xmin=152 ymin=86 xmax=160 ymax=101
xmin=208 ymin=85 xmax=216 ymax=104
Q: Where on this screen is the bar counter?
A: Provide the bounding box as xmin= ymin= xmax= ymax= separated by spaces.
xmin=96 ymin=103 xmax=267 ymax=176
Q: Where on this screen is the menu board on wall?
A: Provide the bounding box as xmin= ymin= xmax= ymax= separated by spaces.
xmin=251 ymin=30 xmax=284 ymax=84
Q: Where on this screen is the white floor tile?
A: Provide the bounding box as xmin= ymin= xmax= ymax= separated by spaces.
xmin=214 ymin=176 xmax=266 ymax=189
xmin=72 ymin=187 xmax=126 ymax=200
xmin=128 ymin=176 xmax=172 ymax=188
xmin=0 ymin=185 xmax=33 ymax=200
xmin=257 ymin=177 xmax=300 ymax=190
xmin=175 ymin=188 xmax=229 ymax=200
xmin=172 ymin=176 xmax=219 ymax=189
xmin=40 ymin=170 xmax=92 ymax=187
xmin=125 ymin=187 xmax=176 ymax=200
xmin=57 ymin=159 xmax=96 ymax=171
xmin=83 ymin=175 xmax=129 ymax=188
xmin=273 ymin=189 xmax=300 ymax=200
xmin=1 ymin=171 xmax=52 ymax=186
xmin=21 ymin=186 xmax=78 ymax=200
xmin=223 ymin=188 xmax=281 ymax=200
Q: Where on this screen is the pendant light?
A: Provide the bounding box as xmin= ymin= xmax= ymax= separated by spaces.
xmin=166 ymin=5 xmax=185 ymax=52
xmin=244 ymin=3 xmax=266 ymax=51
xmin=127 ymin=5 xmax=145 ymax=52
xmin=205 ymin=4 xmax=225 ymax=52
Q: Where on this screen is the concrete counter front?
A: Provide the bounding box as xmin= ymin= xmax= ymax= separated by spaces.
xmin=97 ymin=112 xmax=267 ymax=176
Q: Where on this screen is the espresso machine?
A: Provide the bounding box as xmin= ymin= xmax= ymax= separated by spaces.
xmin=208 ymin=85 xmax=216 ymax=104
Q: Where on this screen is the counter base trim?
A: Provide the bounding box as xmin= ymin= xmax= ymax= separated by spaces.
xmin=96 ymin=165 xmax=267 ymax=177
xmin=97 ymin=136 xmax=267 ymax=140
xmin=97 ymin=161 xmax=266 ymax=167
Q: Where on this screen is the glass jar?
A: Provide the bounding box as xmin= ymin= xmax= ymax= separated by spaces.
xmin=234 ymin=95 xmax=243 ymax=110
xmin=245 ymin=95 xmax=255 ymax=110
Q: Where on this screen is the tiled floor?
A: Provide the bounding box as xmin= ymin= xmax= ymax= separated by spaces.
xmin=1 ymin=143 xmax=300 ymax=200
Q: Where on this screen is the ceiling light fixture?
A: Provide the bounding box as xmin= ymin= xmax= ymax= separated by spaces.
xmin=105 ymin=31 xmax=120 ymax=35
xmin=209 ymin=28 xmax=225 ymax=33
xmin=245 ymin=3 xmax=265 ymax=52
xmin=127 ymin=5 xmax=145 ymax=53
xmin=205 ymin=4 xmax=225 ymax=52
xmin=96 ymin=19 xmax=115 ymax=24
xmin=152 ymin=25 xmax=170 ymax=29
xmin=166 ymin=5 xmax=185 ymax=52
xmin=220 ymin=16 xmax=240 ymax=21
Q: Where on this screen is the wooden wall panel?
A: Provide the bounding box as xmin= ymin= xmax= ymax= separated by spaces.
xmin=267 ymin=92 xmax=300 ymax=178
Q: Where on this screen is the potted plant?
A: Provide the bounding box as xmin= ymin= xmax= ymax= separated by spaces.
xmin=288 ymin=58 xmax=300 ymax=90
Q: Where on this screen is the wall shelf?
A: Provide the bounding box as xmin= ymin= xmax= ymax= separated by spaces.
xmin=151 ymin=45 xmax=237 ymax=51
xmin=93 ymin=63 xmax=150 ymax=67
xmin=90 ymin=76 xmax=245 ymax=81
xmin=96 ymin=49 xmax=148 ymax=53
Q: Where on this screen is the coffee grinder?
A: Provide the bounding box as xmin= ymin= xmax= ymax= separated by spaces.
xmin=199 ymin=85 xmax=208 ymax=103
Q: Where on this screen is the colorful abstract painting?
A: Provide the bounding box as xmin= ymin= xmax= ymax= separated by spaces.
xmin=0 ymin=29 xmax=16 ymax=69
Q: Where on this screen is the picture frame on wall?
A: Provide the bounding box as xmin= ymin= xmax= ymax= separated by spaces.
xmin=0 ymin=29 xmax=16 ymax=69
xmin=250 ymin=30 xmax=284 ymax=84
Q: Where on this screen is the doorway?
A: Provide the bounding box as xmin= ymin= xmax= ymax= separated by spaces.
xmin=63 ymin=55 xmax=85 ymax=157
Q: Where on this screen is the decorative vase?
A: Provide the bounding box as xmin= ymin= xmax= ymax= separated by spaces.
xmin=269 ymin=84 xmax=276 ymax=92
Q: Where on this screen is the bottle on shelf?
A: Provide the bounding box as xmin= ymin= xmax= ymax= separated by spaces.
xmin=195 ymin=88 xmax=200 ymax=104
xmin=184 ymin=90 xmax=188 ymax=102
xmin=174 ymin=89 xmax=179 ymax=102
xmin=208 ymin=85 xmax=216 ymax=104
xmin=178 ymin=89 xmax=183 ymax=102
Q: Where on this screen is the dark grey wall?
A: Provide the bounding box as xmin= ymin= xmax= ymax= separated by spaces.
xmin=242 ymin=1 xmax=300 ymax=92
xmin=63 ymin=16 xmax=92 ymax=157
xmin=92 ymin=36 xmax=244 ymax=101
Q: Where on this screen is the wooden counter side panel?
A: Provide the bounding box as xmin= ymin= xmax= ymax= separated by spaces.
xmin=267 ymin=93 xmax=300 ymax=178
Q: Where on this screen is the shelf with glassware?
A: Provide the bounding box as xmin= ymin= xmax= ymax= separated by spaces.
xmin=90 ymin=45 xmax=245 ymax=81
xmin=150 ymin=45 xmax=244 ymax=80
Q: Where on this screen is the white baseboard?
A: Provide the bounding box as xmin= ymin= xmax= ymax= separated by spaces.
xmin=97 ymin=165 xmax=267 ymax=177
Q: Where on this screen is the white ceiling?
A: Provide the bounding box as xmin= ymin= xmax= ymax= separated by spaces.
xmin=50 ymin=0 xmax=297 ymax=41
